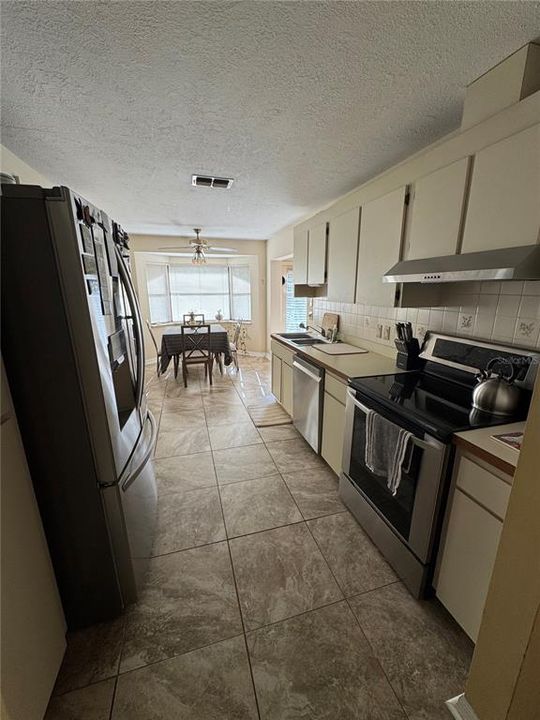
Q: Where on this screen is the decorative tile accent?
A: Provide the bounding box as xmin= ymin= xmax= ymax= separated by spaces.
xmin=313 ymin=281 xmax=540 ymax=350
xmin=458 ymin=313 xmax=474 ymax=333
xmin=514 ymin=318 xmax=540 ymax=345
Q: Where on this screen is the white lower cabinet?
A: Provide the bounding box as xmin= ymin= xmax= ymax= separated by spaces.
xmin=271 ymin=345 xmax=294 ymax=416
xmin=321 ymin=391 xmax=346 ymax=475
xmin=435 ymin=453 xmax=512 ymax=642
xmin=271 ymin=354 xmax=282 ymax=402
xmin=281 ymin=361 xmax=293 ymax=416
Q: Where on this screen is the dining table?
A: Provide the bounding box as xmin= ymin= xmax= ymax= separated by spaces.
xmin=160 ymin=324 xmax=233 ymax=374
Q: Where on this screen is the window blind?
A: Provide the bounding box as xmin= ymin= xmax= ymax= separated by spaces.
xmin=146 ymin=262 xmax=252 ymax=324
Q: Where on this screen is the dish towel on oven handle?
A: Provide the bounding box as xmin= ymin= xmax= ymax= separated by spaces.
xmin=364 ymin=409 xmax=413 ymax=495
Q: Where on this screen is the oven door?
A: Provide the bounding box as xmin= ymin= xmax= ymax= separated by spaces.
xmin=342 ymin=387 xmax=447 ymax=563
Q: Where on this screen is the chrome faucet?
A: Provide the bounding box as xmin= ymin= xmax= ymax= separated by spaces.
xmin=299 ymin=322 xmax=327 ymax=338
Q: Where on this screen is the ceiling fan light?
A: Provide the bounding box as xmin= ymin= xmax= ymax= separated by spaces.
xmin=192 ymin=247 xmax=206 ymax=265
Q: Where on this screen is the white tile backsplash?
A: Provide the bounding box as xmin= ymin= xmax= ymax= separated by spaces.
xmin=313 ymin=280 xmax=540 ymax=350
xmin=500 ymin=280 xmax=524 ymax=295
xmin=492 ymin=315 xmax=515 ymax=342
xmin=496 ymin=294 xmax=521 ymax=317
xmin=518 ymin=295 xmax=540 ymax=319
xmin=523 ymin=281 xmax=540 ymax=296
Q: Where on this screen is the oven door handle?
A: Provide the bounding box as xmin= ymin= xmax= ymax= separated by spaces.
xmin=346 ymin=389 xmax=433 ymax=452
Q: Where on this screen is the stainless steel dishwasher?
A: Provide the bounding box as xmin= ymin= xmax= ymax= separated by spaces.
xmin=292 ymin=355 xmax=325 ymax=452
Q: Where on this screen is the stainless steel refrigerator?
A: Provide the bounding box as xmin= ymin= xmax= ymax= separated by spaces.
xmin=1 ymin=184 xmax=157 ymax=629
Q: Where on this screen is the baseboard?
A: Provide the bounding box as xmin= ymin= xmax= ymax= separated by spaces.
xmin=446 ymin=694 xmax=479 ymax=720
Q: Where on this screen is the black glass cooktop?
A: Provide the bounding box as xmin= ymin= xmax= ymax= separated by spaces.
xmin=349 ymin=371 xmax=526 ymax=441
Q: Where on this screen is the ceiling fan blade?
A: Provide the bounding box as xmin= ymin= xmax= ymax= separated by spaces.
xmin=208 ymin=246 xmax=238 ymax=253
xmin=158 ymin=246 xmax=194 ymax=251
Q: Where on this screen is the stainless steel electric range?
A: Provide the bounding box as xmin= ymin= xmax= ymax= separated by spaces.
xmin=339 ymin=332 xmax=539 ymax=598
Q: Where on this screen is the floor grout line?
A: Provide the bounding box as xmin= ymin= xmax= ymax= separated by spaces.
xmin=343 ymin=594 xmax=410 ymax=719
xmin=301 ymin=511 xmax=410 ymax=717
xmin=208 ymin=419 xmax=263 ymax=720
xmin=115 ymin=631 xmax=246 ymax=679
xmin=56 ymin=361 xmax=307 ymax=717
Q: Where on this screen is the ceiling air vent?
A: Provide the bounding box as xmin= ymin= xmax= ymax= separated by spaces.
xmin=191 ymin=174 xmax=234 ymax=189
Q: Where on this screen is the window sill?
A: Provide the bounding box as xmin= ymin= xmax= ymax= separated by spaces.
xmin=149 ymin=320 xmax=252 ymax=327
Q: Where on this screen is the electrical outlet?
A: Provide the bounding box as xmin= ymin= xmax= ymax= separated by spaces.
xmin=383 ymin=325 xmax=391 ymax=341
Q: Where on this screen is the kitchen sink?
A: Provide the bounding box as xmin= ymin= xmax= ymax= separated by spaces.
xmin=290 ymin=338 xmax=326 ymax=346
xmin=277 ymin=332 xmax=313 ymax=339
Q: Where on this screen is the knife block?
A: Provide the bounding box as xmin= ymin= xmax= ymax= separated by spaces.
xmin=395 ymin=338 xmax=421 ymax=370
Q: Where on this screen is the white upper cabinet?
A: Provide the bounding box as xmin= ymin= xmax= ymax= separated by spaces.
xmin=355 ymin=186 xmax=407 ymax=306
xmin=307 ymin=222 xmax=327 ymax=285
xmin=461 ymin=124 xmax=540 ymax=253
xmin=293 ymin=228 xmax=309 ymax=284
xmin=407 ymin=157 xmax=471 ymax=260
xmin=327 ymin=207 xmax=360 ymax=303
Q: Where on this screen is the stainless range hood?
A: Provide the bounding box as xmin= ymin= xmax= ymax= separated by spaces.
xmin=383 ymin=244 xmax=540 ymax=284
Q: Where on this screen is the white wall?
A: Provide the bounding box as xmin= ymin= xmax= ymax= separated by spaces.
xmin=266 ymin=225 xmax=293 ymax=350
xmin=0 ymin=144 xmax=54 ymax=186
xmin=129 ymin=234 xmax=268 ymax=357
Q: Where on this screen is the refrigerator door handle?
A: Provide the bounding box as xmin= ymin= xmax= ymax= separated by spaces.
xmin=121 ymin=411 xmax=157 ymax=492
xmin=115 ymin=245 xmax=145 ymax=409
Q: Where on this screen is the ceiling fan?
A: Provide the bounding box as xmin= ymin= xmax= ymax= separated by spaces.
xmin=159 ymin=228 xmax=237 ymax=265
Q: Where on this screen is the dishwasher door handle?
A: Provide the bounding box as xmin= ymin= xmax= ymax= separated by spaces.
xmin=293 ymin=360 xmax=322 ymax=383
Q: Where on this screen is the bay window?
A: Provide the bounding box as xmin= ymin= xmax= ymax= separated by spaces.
xmin=146 ymin=262 xmax=252 ymax=324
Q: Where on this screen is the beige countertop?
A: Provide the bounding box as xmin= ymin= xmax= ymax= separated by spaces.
xmin=271 ymin=334 xmax=399 ymax=381
xmin=454 ymin=421 xmax=525 ymax=477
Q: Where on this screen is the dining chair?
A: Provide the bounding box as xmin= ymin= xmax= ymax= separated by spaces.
xmin=230 ymin=320 xmax=243 ymax=370
xmin=146 ymin=320 xmax=162 ymax=376
xmin=180 ymin=323 xmax=212 ymax=387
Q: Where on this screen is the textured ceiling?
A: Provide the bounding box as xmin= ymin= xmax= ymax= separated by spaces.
xmin=2 ymin=1 xmax=540 ymax=239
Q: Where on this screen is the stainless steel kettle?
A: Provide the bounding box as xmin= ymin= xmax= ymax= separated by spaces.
xmin=472 ymin=357 xmax=521 ymax=416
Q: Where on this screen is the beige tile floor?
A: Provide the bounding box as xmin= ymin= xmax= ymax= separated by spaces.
xmin=46 ymin=355 xmax=473 ymax=720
